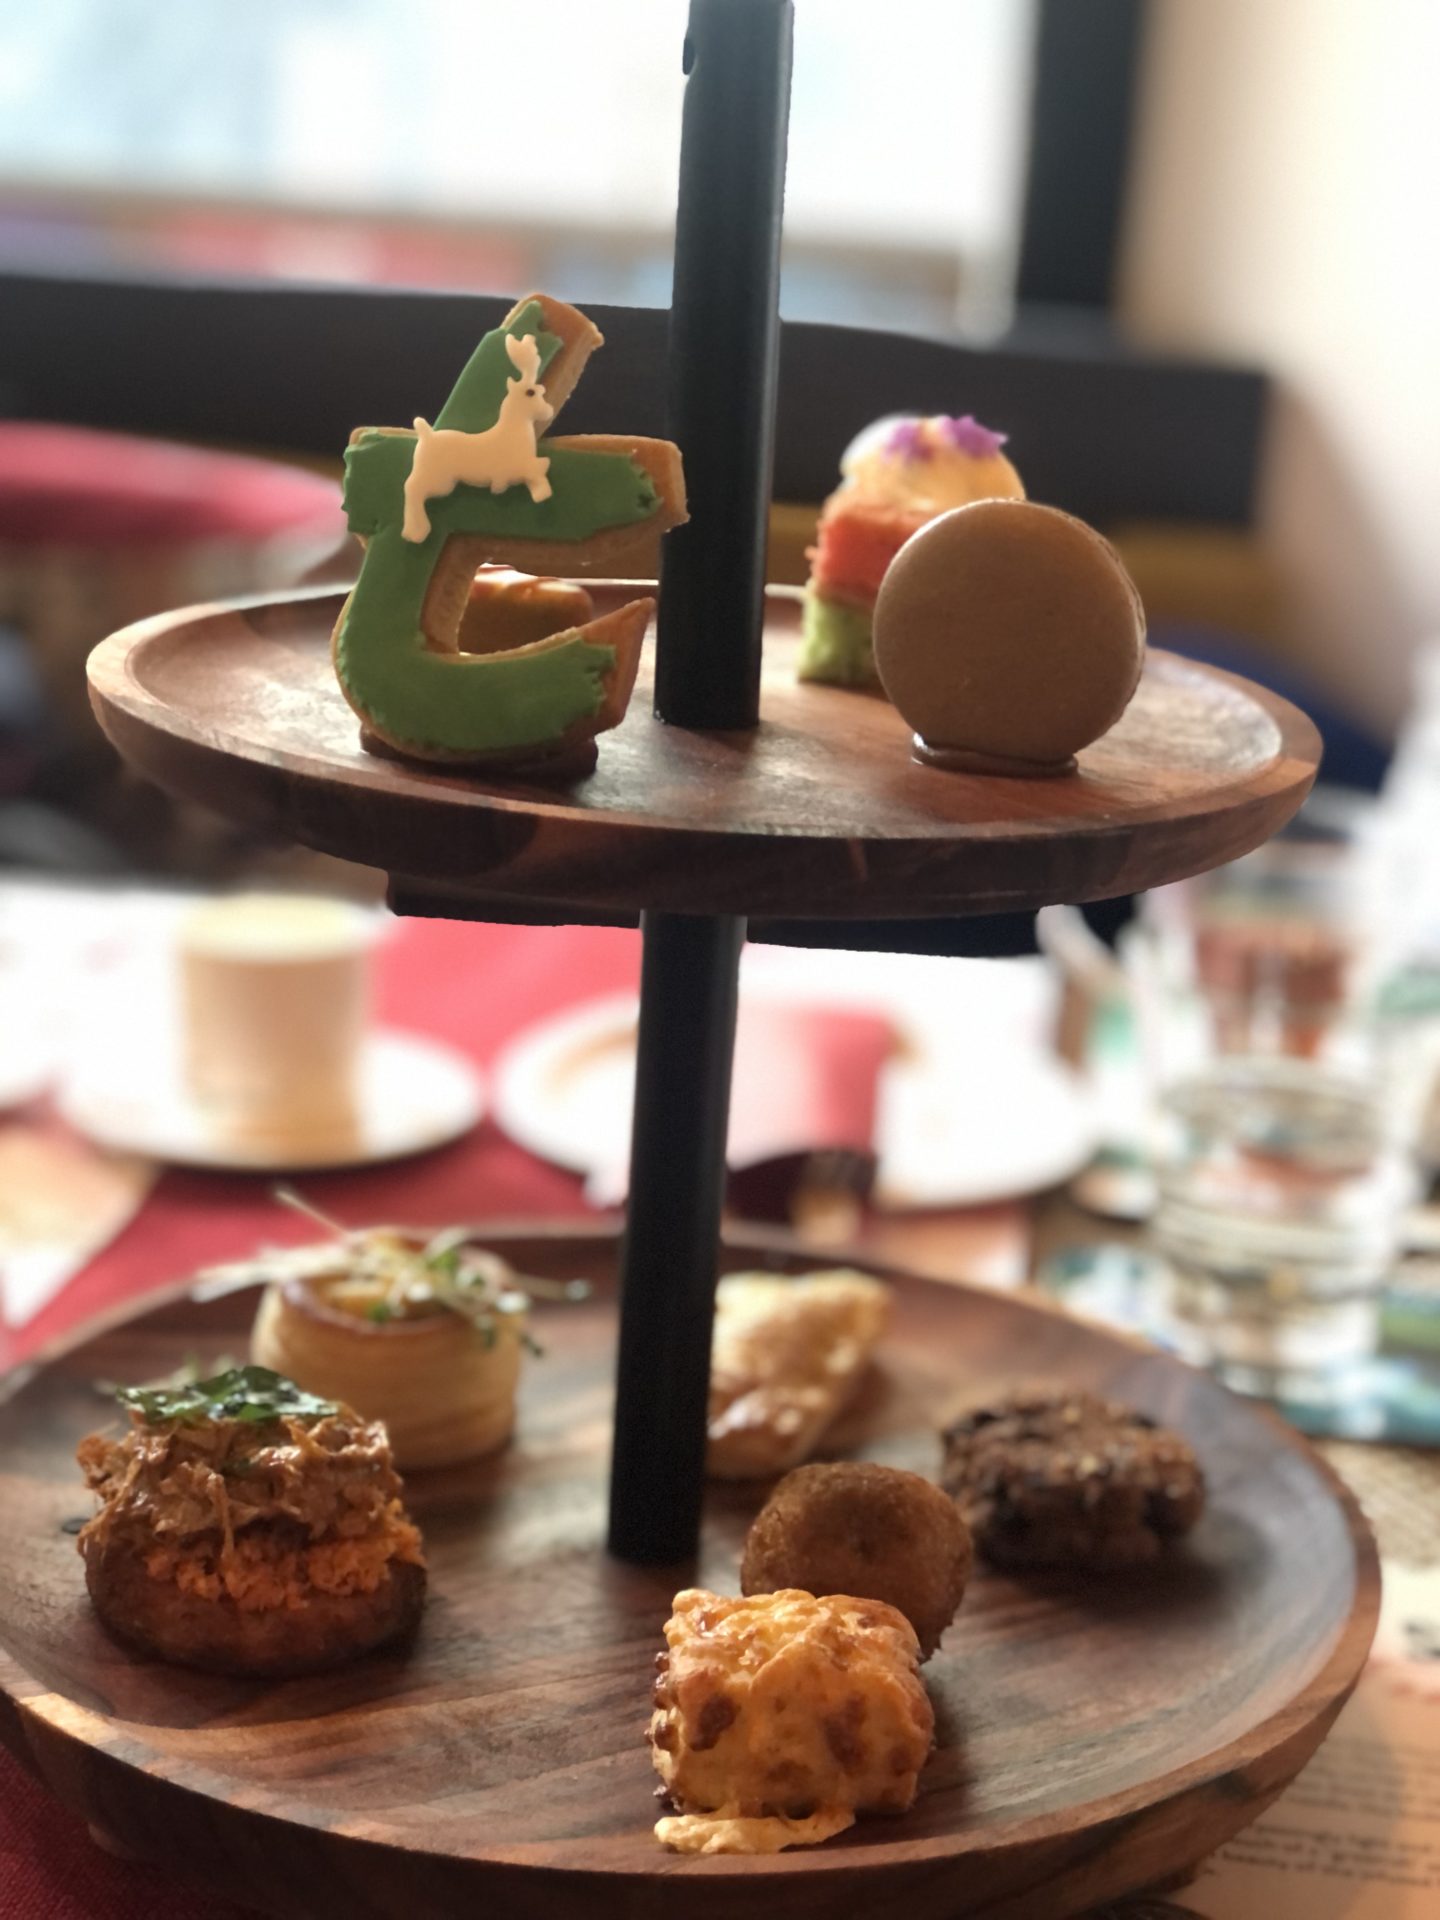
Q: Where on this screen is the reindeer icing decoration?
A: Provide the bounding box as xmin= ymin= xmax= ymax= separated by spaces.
xmin=331 ymin=293 xmax=687 ymax=771
xmin=402 ymin=332 xmax=555 ymax=541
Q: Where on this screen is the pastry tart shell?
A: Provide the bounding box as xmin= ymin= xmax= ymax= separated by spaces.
xmin=252 ymin=1276 xmax=524 ymax=1470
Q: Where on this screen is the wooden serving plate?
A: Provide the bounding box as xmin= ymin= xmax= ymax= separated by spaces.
xmin=87 ymin=588 xmax=1320 ymax=921
xmin=0 ymin=1230 xmax=1376 ymax=1920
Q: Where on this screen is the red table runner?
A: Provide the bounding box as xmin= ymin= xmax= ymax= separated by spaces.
xmin=1 ymin=919 xmax=641 ymax=1377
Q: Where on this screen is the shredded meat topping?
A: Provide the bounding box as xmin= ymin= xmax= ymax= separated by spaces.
xmin=78 ymin=1406 xmax=412 ymax=1557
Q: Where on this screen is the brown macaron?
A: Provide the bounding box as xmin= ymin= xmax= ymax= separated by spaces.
xmin=872 ymin=499 xmax=1146 ymax=775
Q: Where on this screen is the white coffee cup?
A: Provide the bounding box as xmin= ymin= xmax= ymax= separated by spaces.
xmin=180 ymin=893 xmax=374 ymax=1142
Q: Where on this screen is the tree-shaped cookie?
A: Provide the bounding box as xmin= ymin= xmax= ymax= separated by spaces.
xmin=333 ymin=294 xmax=687 ymax=772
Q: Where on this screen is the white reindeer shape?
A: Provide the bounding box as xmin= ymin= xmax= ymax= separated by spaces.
xmin=401 ymin=333 xmax=555 ymax=543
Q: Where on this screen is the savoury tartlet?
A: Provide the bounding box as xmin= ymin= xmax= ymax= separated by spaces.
xmin=77 ymin=1366 xmax=426 ymax=1676
xmin=248 ymin=1210 xmax=545 ymax=1471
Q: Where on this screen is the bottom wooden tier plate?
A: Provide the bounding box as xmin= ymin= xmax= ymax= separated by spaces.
xmin=0 ymin=1229 xmax=1378 ymax=1920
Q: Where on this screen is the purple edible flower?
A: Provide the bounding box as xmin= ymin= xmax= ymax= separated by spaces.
xmin=940 ymin=414 xmax=1009 ymax=459
xmin=884 ymin=419 xmax=930 ymax=461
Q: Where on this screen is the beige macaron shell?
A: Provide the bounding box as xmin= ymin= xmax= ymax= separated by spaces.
xmin=872 ymin=500 xmax=1147 ymax=769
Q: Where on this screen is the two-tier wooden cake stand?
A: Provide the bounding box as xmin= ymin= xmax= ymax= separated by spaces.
xmin=0 ymin=6 xmax=1372 ymax=1918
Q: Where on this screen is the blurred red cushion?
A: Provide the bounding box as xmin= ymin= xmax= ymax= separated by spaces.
xmin=0 ymin=424 xmax=344 ymax=548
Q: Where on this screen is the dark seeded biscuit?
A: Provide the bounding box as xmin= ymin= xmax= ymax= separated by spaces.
xmin=939 ymin=1384 xmax=1204 ymax=1570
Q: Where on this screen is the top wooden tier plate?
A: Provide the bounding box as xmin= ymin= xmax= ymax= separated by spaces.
xmin=88 ymin=585 xmax=1320 ymax=920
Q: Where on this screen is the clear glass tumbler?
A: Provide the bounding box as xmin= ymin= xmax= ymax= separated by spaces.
xmin=1133 ymin=841 xmax=1427 ymax=1396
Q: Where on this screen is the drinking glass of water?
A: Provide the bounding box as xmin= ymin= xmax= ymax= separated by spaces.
xmin=1133 ymin=843 xmax=1428 ymax=1395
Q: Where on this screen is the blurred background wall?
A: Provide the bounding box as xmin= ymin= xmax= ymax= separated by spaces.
xmin=1120 ymin=0 xmax=1440 ymax=737
xmin=0 ymin=0 xmax=1037 ymax=334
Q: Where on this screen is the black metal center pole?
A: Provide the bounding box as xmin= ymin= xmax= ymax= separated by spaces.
xmin=607 ymin=0 xmax=793 ymax=1566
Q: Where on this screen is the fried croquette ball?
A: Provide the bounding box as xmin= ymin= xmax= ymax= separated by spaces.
xmin=740 ymin=1461 xmax=972 ymax=1659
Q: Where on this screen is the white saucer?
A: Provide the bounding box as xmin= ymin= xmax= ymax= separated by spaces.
xmin=493 ymin=957 xmax=1098 ymax=1210
xmin=60 ymin=1030 xmax=484 ymax=1173
xmin=0 ymin=962 xmax=56 ymax=1111
xmin=0 ymin=1041 xmax=51 ymax=1112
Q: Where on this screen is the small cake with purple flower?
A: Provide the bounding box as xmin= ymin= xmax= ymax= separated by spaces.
xmin=797 ymin=414 xmax=1024 ymax=687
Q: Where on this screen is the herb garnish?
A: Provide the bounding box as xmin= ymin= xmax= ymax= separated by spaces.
xmin=117 ymin=1364 xmax=338 ymax=1428
xmin=94 ymin=1352 xmax=239 ymax=1402
xmin=247 ymin=1189 xmax=590 ymax=1350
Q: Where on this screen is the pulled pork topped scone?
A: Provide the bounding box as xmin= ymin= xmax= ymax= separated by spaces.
xmin=707 ymin=1271 xmax=891 ymax=1480
xmin=650 ymin=1588 xmax=934 ymax=1854
xmin=77 ymin=1365 xmax=426 ymax=1676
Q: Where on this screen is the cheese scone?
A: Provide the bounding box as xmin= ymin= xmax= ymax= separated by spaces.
xmin=707 ymin=1271 xmax=890 ymax=1480
xmin=650 ymin=1588 xmax=933 ymax=1854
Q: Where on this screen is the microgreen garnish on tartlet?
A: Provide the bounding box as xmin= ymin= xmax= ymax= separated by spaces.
xmin=194 ymin=1189 xmax=589 ymax=1352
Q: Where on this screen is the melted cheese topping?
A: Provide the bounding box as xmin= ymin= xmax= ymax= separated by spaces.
xmin=656 ymin=1807 xmax=855 ymax=1855
xmin=650 ymin=1588 xmax=933 ymax=1854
